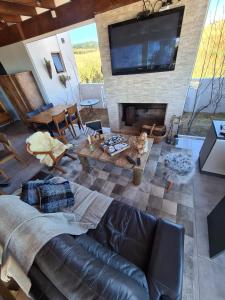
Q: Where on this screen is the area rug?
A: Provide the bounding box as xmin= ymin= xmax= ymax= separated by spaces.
xmin=47 ymin=141 xmax=195 ymax=300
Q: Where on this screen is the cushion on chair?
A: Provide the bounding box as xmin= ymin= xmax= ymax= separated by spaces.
xmin=26 ymin=108 xmax=42 ymax=119
xmin=48 ymin=120 xmax=67 ymax=131
xmin=40 ymin=103 xmax=54 ymax=112
xmin=37 ymin=181 xmax=74 ymax=213
xmin=67 ymin=115 xmax=77 ymax=122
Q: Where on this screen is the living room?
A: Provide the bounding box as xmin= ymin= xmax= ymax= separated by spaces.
xmin=0 ymin=0 xmax=225 ymax=300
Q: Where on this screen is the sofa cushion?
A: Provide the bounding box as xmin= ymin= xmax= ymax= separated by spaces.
xmin=88 ymin=200 xmax=157 ymax=272
xmin=21 ymin=180 xmax=46 ymax=206
xmin=34 ymin=234 xmax=149 ymax=300
xmin=38 ymin=181 xmax=75 ymax=213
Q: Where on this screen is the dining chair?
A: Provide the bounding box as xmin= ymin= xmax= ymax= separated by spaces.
xmin=0 ymin=133 xmax=26 ymax=180
xmin=67 ymin=104 xmax=84 ymax=137
xmin=50 ymin=110 xmax=74 ymax=143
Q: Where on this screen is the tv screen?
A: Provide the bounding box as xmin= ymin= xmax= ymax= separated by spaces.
xmin=108 ymin=7 xmax=184 ymax=75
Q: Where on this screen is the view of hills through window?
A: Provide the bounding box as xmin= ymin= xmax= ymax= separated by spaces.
xmin=69 ymin=23 xmax=103 ymax=83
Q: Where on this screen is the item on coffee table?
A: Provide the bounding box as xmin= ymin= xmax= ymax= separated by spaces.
xmin=136 ymin=132 xmax=148 ymax=155
xmin=126 ymin=155 xmax=136 ymax=166
xmin=87 ymin=135 xmax=92 ymax=145
xmin=100 ymin=135 xmax=130 ymax=156
xmin=137 ymin=156 xmax=141 ymax=166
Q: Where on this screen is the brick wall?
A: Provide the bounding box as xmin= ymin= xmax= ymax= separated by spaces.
xmin=95 ymin=0 xmax=209 ymax=130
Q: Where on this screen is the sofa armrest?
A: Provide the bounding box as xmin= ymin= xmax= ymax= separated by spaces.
xmin=147 ymin=219 xmax=184 ymax=300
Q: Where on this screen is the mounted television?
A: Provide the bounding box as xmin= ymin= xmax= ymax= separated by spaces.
xmin=108 ymin=6 xmax=185 ymax=75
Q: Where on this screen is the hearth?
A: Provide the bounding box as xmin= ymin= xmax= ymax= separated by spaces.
xmin=120 ymin=103 xmax=167 ymax=131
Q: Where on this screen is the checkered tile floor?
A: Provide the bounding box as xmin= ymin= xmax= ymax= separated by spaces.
xmin=49 ymin=141 xmax=195 ymax=300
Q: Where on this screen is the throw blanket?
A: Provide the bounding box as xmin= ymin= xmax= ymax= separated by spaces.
xmin=0 ymin=177 xmax=112 ymax=295
xmin=26 ymin=131 xmax=72 ymax=166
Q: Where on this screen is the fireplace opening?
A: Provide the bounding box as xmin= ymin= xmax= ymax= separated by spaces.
xmin=120 ymin=103 xmax=167 ymax=131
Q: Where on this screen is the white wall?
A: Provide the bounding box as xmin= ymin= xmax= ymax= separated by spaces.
xmin=26 ymin=32 xmax=80 ymax=106
xmin=0 ymin=41 xmax=34 ymax=74
xmin=95 ymin=0 xmax=209 ymax=130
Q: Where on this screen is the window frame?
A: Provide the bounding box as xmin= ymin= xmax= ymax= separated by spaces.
xmin=51 ymin=52 xmax=66 ymax=74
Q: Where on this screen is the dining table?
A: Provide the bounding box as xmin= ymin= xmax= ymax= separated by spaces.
xmin=27 ymin=104 xmax=69 ymax=135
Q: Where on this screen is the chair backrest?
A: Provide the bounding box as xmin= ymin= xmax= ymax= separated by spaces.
xmin=40 ymin=103 xmax=54 ymax=112
xmin=26 ymin=108 xmax=41 ymax=119
xmin=0 ymin=133 xmax=13 ymax=151
xmin=67 ymin=104 xmax=78 ymax=119
xmin=52 ymin=111 xmax=67 ymax=132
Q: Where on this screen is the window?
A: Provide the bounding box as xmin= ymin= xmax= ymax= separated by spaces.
xmin=69 ymin=23 xmax=103 ymax=83
xmin=51 ymin=52 xmax=65 ymax=73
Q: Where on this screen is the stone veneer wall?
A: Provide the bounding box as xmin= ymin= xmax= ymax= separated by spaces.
xmin=95 ymin=0 xmax=209 ymax=130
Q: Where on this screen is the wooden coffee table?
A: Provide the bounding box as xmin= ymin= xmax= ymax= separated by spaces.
xmin=75 ymin=135 xmax=154 ymax=185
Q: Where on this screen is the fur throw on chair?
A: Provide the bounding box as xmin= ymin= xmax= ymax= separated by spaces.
xmin=26 ymin=132 xmax=72 ymax=167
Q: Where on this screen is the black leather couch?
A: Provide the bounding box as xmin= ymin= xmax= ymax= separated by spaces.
xmin=29 ymin=200 xmax=184 ymax=300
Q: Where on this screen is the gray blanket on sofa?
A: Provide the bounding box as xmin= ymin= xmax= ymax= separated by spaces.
xmin=0 ymin=177 xmax=112 ymax=295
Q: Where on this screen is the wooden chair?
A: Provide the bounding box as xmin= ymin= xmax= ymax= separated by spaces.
xmin=26 ymin=141 xmax=76 ymax=174
xmin=67 ymin=104 xmax=84 ymax=137
xmin=0 ymin=102 xmax=12 ymax=126
xmin=0 ymin=133 xmax=26 ymax=180
xmin=50 ymin=110 xmax=74 ymax=143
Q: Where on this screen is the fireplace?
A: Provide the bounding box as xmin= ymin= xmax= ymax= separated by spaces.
xmin=120 ymin=103 xmax=167 ymax=131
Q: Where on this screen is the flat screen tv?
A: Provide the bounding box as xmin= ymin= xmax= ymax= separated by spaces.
xmin=108 ymin=6 xmax=185 ymax=75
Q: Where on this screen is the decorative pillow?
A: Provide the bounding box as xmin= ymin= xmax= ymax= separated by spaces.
xmin=21 ymin=180 xmax=46 ymax=206
xmin=37 ymin=181 xmax=75 ymax=213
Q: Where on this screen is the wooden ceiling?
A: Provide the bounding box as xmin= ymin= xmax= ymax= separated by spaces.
xmin=0 ymin=0 xmax=139 ymax=47
xmin=0 ymin=0 xmax=64 ymax=26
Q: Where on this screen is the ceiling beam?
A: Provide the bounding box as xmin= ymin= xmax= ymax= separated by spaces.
xmin=0 ymin=0 xmax=139 ymax=47
xmin=0 ymin=14 xmax=22 ymax=23
xmin=0 ymin=0 xmax=56 ymax=9
xmin=0 ymin=1 xmax=37 ymax=16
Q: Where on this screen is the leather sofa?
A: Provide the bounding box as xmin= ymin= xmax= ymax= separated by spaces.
xmin=29 ymin=200 xmax=184 ymax=300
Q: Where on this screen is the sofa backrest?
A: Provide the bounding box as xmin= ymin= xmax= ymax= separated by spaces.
xmin=88 ymin=200 xmax=157 ymax=272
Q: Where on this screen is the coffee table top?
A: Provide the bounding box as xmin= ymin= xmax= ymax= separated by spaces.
xmin=75 ymin=134 xmax=154 ymax=171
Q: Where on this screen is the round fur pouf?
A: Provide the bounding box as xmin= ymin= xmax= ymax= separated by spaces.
xmin=163 ymin=152 xmax=195 ymax=189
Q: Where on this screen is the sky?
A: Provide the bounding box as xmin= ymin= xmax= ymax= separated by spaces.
xmin=69 ymin=0 xmax=225 ymax=44
xmin=206 ymin=0 xmax=225 ymax=24
xmin=69 ymin=23 xmax=98 ymax=45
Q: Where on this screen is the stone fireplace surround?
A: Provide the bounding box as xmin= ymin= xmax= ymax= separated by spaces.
xmin=95 ymin=0 xmax=208 ymax=132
